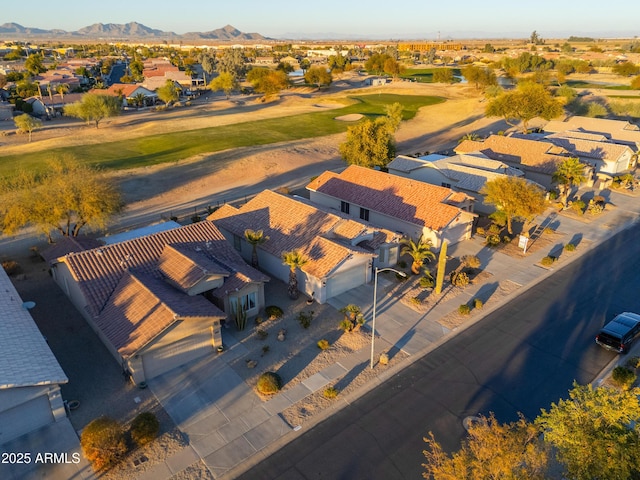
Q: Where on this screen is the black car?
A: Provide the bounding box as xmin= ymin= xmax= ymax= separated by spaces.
xmin=595 ymin=312 xmax=640 ymax=353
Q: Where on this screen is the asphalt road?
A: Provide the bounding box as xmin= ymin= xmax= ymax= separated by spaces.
xmin=238 ymin=222 xmax=640 ymax=479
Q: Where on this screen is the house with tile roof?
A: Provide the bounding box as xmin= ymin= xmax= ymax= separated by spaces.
xmin=47 ymin=221 xmax=269 ymax=383
xmin=542 ymin=133 xmax=635 ymax=175
xmin=208 ymin=190 xmax=399 ymax=304
xmin=543 ymin=116 xmax=640 ymax=151
xmin=0 ymin=268 xmax=69 ymax=445
xmin=103 ymin=83 xmax=157 ymax=107
xmin=306 ymin=165 xmax=476 ymax=251
xmin=388 ymin=153 xmax=526 ymax=214
xmin=455 ymin=134 xmax=572 ymax=189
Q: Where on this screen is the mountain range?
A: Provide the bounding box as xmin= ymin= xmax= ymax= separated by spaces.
xmin=0 ymin=22 xmax=269 ymax=41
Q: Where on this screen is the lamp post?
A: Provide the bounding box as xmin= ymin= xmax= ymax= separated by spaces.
xmin=371 ymin=266 xmax=406 ymax=369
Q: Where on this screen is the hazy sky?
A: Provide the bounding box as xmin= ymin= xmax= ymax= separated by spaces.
xmin=9 ymin=0 xmax=640 ymax=38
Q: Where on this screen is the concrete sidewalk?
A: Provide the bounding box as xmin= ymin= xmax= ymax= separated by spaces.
xmin=144 ymin=188 xmax=640 ymax=480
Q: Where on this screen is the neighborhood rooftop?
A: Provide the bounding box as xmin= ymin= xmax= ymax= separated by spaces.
xmin=55 ymin=221 xmax=268 ymax=318
xmin=208 ymin=189 xmax=396 ymax=279
xmin=0 ymin=268 xmax=68 ymax=389
xmin=306 ymin=165 xmax=471 ymax=231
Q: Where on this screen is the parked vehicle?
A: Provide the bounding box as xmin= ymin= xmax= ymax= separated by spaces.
xmin=595 ymin=312 xmax=640 ymax=353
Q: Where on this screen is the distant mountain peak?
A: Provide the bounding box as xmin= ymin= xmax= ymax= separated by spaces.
xmin=0 ymin=22 xmax=267 ymax=40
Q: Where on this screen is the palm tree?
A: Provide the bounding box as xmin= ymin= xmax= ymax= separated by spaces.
xmin=244 ymin=229 xmax=269 ymax=268
xmin=400 ymin=235 xmax=436 ymax=274
xmin=132 ymin=93 xmax=147 ymax=109
xmin=56 ymin=83 xmax=69 ymax=100
xmin=552 ymin=157 xmax=587 ymax=208
xmin=281 ymin=250 xmax=308 ymax=300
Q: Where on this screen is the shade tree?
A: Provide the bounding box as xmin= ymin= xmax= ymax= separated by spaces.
xmin=64 ymin=93 xmax=121 ymax=128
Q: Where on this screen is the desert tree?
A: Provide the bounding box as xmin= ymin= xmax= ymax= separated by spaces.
xmin=481 ymin=176 xmax=546 ymax=235
xmin=24 ymin=53 xmax=46 ymax=76
xmin=304 ymin=66 xmax=332 ymax=88
xmin=433 ymin=68 xmax=454 ymax=84
xmin=216 ymin=48 xmax=247 ymax=78
xmin=0 ymin=156 xmax=124 ymax=242
xmin=536 ymin=382 xmax=640 ymax=480
xmin=64 ymin=93 xmax=121 ymax=128
xmin=246 ymin=68 xmax=290 ymax=98
xmin=552 ymin=157 xmax=587 ymax=207
xmin=423 ymin=412 xmax=548 ymax=480
xmin=200 ymin=52 xmax=217 ymax=84
xmin=339 ymin=103 xmax=403 ymax=168
xmin=14 ymin=113 xmax=42 ymax=142
xmin=281 ymin=250 xmax=308 ymax=299
xmin=485 ymin=81 xmax=563 ymax=133
xmin=156 ymin=80 xmax=180 ymax=106
xmin=209 ymin=72 xmax=239 ymax=98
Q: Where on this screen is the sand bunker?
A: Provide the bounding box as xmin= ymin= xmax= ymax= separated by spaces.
xmin=335 ymin=113 xmax=364 ymax=122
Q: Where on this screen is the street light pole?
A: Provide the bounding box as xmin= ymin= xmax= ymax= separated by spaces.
xmin=370 ymin=266 xmax=406 ymax=369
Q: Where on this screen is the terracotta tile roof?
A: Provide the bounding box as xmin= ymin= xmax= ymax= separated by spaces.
xmin=455 ymin=135 xmax=569 ymax=174
xmin=104 ymin=83 xmax=152 ymax=98
xmin=208 ymin=190 xmax=390 ymax=279
xmin=41 ymin=236 xmax=104 ymax=264
xmin=158 ymin=244 xmax=229 ymax=293
xmin=95 ymin=271 xmax=223 ymax=358
xmin=306 ymin=165 xmax=471 ymax=231
xmin=60 ymin=221 xmax=267 ymax=318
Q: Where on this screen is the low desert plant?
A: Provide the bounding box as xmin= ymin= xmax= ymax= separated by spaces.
xmin=317 ymin=339 xmax=330 ymax=350
xmin=256 ymin=372 xmax=282 ymax=394
xmin=130 ymin=412 xmax=160 ymax=447
xmin=265 ymin=305 xmax=283 ymax=320
xmin=1 ymin=260 xmax=21 ymax=276
xmin=541 ymin=256 xmax=555 ymax=266
xmin=80 ymin=416 xmax=127 ymax=471
xmin=420 ymin=276 xmax=435 ymax=288
xmin=460 ymin=255 xmax=481 ymax=270
xmin=487 ymin=223 xmax=501 ymax=235
xmin=571 ymin=199 xmax=586 ymax=214
xmin=410 ymin=296 xmax=422 ymax=305
xmin=612 ymin=366 xmax=637 ymax=390
xmin=450 ymin=271 xmax=470 ymax=287
xmin=502 ymin=235 xmax=512 ymax=244
xmin=543 ymin=227 xmax=555 ymax=235
xmin=256 ymin=328 xmax=268 ymax=340
xmin=475 ymin=226 xmax=485 ymax=236
xmin=627 ymin=356 xmax=640 ymax=369
xmin=458 ymin=304 xmax=471 ymax=315
xmin=473 ymin=298 xmax=484 ymax=309
xmin=564 ymin=243 xmax=576 ymax=252
xmin=323 ymin=386 xmax=339 ymax=399
xmin=486 ymin=234 xmax=500 ymax=247
xmin=548 ymin=190 xmax=558 ymax=200
xmin=297 ymin=310 xmax=314 ymax=329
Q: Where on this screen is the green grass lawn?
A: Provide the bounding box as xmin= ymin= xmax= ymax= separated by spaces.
xmin=0 ymin=94 xmax=444 ymax=177
xmin=400 ymin=68 xmax=462 ymax=83
xmin=565 ymin=80 xmax=631 ymax=90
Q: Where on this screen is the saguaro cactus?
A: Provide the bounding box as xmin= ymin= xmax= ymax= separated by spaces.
xmin=434 ymin=241 xmax=448 ymax=295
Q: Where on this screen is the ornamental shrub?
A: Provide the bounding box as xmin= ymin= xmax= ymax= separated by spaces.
xmin=265 ymin=305 xmax=283 ymax=320
xmin=541 ymin=256 xmax=555 ymax=266
xmin=564 ymin=243 xmax=576 ymax=252
xmin=80 ymin=416 xmax=127 ymax=471
xmin=458 ymin=304 xmax=471 ymax=315
xmin=130 ymin=412 xmax=160 ymax=447
xmin=317 ymin=339 xmax=330 ymax=350
xmin=323 ymin=386 xmax=339 ymax=399
xmin=473 ymin=298 xmax=484 ymax=309
xmin=256 ymin=372 xmax=282 ymax=395
xmin=612 ymin=366 xmax=637 ymax=390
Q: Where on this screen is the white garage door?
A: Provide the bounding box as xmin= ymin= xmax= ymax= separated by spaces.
xmin=142 ymin=336 xmax=213 ymax=381
xmin=0 ymin=394 xmax=54 ymax=445
xmin=326 ymin=266 xmax=366 ymax=299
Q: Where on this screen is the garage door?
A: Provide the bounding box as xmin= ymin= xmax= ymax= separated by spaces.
xmin=142 ymin=336 xmax=213 ymax=381
xmin=0 ymin=394 xmax=54 ymax=445
xmin=326 ymin=266 xmax=366 ymax=299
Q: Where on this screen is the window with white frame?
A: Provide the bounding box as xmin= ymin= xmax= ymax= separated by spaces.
xmin=230 ymin=291 xmax=257 ymax=313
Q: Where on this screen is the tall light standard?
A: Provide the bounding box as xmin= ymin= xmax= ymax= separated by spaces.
xmin=371 ymin=266 xmax=406 ymax=369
